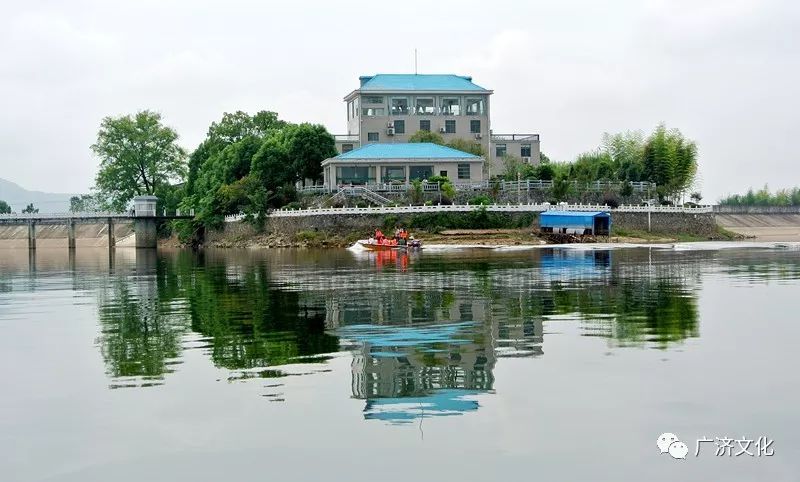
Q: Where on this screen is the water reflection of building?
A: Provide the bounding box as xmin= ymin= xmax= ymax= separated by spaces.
xmin=330 ymin=286 xmax=545 ymax=423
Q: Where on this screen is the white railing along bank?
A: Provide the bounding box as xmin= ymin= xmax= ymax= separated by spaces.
xmin=297 ymin=180 xmax=656 ymax=194
xmin=223 ymin=203 xmax=713 ymax=222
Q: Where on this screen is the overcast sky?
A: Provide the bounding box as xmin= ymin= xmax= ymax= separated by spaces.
xmin=1 ymin=0 xmax=797 ymax=200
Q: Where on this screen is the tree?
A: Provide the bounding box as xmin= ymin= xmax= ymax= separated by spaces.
xmin=447 ymin=138 xmax=485 ymax=156
xmin=0 ymin=200 xmax=10 ymax=214
xmin=408 ymin=130 xmax=444 ymax=144
xmin=22 ymin=203 xmax=38 ymax=213
xmin=283 ymin=123 xmax=337 ymax=185
xmin=690 ymin=192 xmax=703 ymax=203
xmin=92 ymin=110 xmax=187 ymax=211
xmin=70 ymin=194 xmax=97 ymax=212
xmin=642 ymin=124 xmax=697 ymax=200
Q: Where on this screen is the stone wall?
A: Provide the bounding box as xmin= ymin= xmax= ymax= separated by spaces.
xmin=611 ymin=212 xmax=717 ymax=236
xmin=209 ymin=210 xmax=718 ymax=241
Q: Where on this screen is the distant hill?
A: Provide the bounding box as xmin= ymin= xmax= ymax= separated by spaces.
xmin=0 ymin=178 xmax=76 ymax=213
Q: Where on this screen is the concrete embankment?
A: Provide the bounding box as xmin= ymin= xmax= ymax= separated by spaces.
xmin=714 ymin=207 xmax=800 ymax=241
xmin=0 ymin=222 xmax=135 ymax=248
xmin=207 ymin=210 xmax=720 ymax=247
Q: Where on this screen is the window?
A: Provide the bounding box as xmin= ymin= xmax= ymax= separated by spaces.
xmin=495 ymin=144 xmax=507 ymax=157
xmin=440 ymin=97 xmax=461 ymax=115
xmin=336 ymin=166 xmax=375 ymax=184
xmin=367 ymin=132 xmax=379 ymax=142
xmin=457 ymin=163 xmax=471 ymax=180
xmin=363 ymin=96 xmax=384 ymax=104
xmin=445 ymin=120 xmax=456 ymax=134
xmin=394 ymin=120 xmax=405 ymax=134
xmin=466 ymin=97 xmax=485 ymax=115
xmin=362 ymin=107 xmax=384 ymax=116
xmin=440 ymin=170 xmax=448 ymax=177
xmin=419 ymin=120 xmax=431 ymax=132
xmin=521 ymin=143 xmax=531 ymax=157
xmin=409 ymin=165 xmax=433 ymax=180
xmin=415 ymin=97 xmax=435 ymax=115
xmin=342 ymin=143 xmax=354 ymax=153
xmin=391 ymin=98 xmax=409 ymax=115
xmin=470 ymin=119 xmax=481 ymax=134
xmin=382 ymin=166 xmax=406 ymax=182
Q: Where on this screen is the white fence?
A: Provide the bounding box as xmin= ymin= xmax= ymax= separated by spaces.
xmin=223 ymin=203 xmax=713 ymax=222
xmin=297 ymin=180 xmax=655 ymax=194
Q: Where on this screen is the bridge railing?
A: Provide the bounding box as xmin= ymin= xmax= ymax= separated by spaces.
xmin=223 ymin=203 xmax=712 ymax=221
xmin=0 ymin=211 xmax=127 ymax=220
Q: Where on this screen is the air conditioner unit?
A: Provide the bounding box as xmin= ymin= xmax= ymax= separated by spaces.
xmin=386 ymin=121 xmax=394 ymax=128
xmin=439 ymin=127 xmax=446 ymax=133
xmin=387 ymin=127 xmax=395 ymax=136
xmin=522 ymin=156 xmax=531 ymax=163
xmin=474 ymin=133 xmax=482 ymax=139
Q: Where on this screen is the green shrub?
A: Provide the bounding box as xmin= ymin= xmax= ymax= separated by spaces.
xmin=468 ymin=195 xmax=492 ymax=205
xmin=295 ymin=230 xmax=319 ymax=242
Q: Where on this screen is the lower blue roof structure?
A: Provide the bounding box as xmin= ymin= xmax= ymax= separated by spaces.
xmin=539 ymin=211 xmax=611 ymax=230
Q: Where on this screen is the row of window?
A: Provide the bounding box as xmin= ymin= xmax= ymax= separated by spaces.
xmin=495 ymin=144 xmax=532 ymax=157
xmin=349 ymin=96 xmax=487 ymax=118
xmin=363 ymin=119 xmax=481 ymax=141
xmin=335 ymin=164 xmax=472 ymax=183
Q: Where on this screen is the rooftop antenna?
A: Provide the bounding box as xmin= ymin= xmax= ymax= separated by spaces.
xmin=414 ymin=48 xmax=418 ymax=74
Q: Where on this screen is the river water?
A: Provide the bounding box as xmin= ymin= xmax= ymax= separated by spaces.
xmin=1 ymin=244 xmax=799 ymax=481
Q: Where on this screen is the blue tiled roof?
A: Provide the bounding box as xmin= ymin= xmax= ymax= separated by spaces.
xmin=359 ymin=74 xmax=488 ymax=92
xmin=335 ymin=143 xmax=480 ymax=160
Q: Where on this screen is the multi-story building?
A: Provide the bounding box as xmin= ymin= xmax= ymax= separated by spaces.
xmin=334 ymin=73 xmax=540 ymax=176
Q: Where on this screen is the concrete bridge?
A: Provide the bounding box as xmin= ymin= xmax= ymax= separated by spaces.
xmin=0 ymin=196 xmax=192 ymax=250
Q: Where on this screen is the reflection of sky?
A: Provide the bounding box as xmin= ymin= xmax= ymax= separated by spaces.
xmin=363 ymin=389 xmax=482 ymax=424
xmin=338 ymin=321 xmax=477 ymax=355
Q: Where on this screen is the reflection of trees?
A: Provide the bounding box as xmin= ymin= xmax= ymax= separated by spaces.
xmin=95 ymin=253 xmax=339 ymax=388
xmin=96 ymin=277 xmax=186 ymax=387
xmin=184 ymin=265 xmax=339 ymax=370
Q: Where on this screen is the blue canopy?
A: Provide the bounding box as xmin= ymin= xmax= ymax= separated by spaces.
xmin=539 ymin=211 xmax=611 ymax=230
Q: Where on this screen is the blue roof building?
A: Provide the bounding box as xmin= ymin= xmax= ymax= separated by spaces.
xmin=330 ymin=73 xmax=540 ymax=178
xmin=322 ymin=143 xmax=484 ymax=187
xmin=357 ymin=74 xmax=489 ymax=92
xmin=539 ymin=211 xmax=612 ymax=236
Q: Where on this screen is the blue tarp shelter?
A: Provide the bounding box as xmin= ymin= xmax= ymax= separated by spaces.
xmin=539 ymin=211 xmax=611 ymax=235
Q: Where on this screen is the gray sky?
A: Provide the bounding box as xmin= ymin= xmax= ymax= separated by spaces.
xmin=1 ymin=0 xmax=797 ymax=201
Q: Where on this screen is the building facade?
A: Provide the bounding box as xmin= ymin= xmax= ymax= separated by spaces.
xmin=321 ymin=142 xmax=483 ymax=189
xmin=334 ymin=74 xmax=540 ymax=176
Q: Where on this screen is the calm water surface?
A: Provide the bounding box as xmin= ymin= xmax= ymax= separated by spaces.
xmin=1 ymin=245 xmax=799 ymax=481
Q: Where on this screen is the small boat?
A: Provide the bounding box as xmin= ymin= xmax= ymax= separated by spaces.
xmin=358 ymin=240 xmax=400 ymax=251
xmin=358 ymin=239 xmax=423 ymax=251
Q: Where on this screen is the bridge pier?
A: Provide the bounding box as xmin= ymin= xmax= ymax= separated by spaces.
xmin=107 ymin=218 xmax=115 ymax=248
xmin=68 ymin=220 xmax=76 ymax=249
xmin=134 ymin=218 xmax=157 ymax=248
xmin=133 ymin=196 xmax=159 ymax=249
xmin=28 ymin=222 xmax=36 ymax=250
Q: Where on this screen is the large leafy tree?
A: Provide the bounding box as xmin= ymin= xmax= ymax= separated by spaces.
xmin=92 ymin=110 xmax=187 ymax=211
xmin=0 ymin=200 xmax=10 ymax=214
xmin=186 ymin=110 xmax=285 ymax=196
xmin=283 ymin=123 xmax=337 ymax=184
